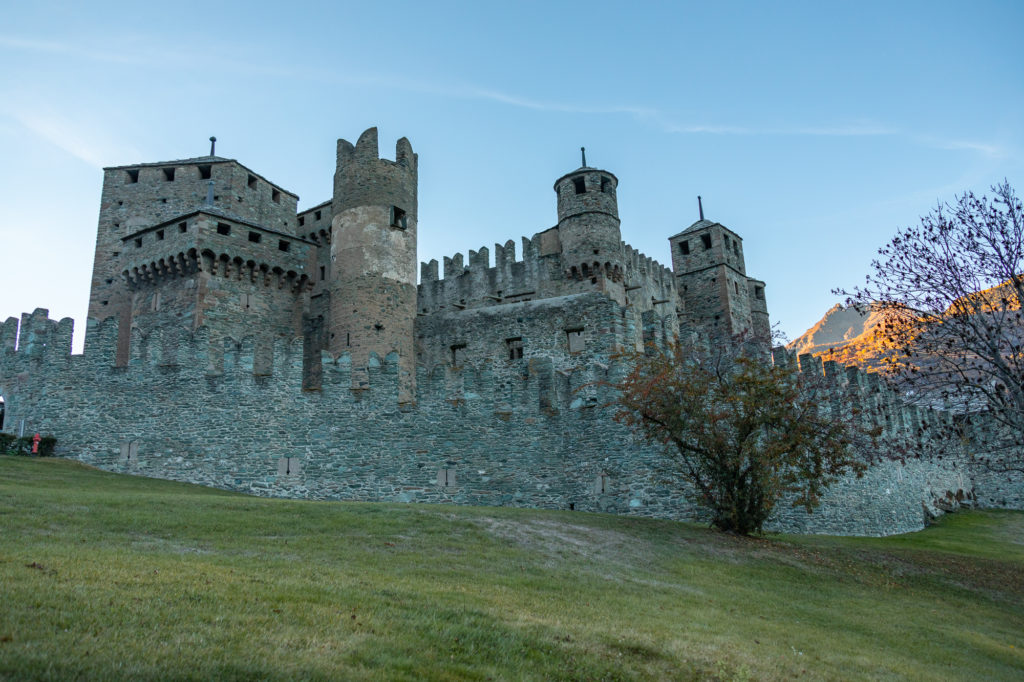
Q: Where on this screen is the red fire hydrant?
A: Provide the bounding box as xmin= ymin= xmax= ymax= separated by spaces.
xmin=32 ymin=433 xmax=40 ymax=455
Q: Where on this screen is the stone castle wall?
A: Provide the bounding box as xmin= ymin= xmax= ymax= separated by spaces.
xmin=2 ymin=308 xmax=1015 ymax=537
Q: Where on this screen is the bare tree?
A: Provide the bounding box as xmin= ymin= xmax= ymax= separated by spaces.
xmin=837 ymin=182 xmax=1023 ymax=473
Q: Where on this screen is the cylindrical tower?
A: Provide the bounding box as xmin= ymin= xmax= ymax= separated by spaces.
xmin=329 ymin=128 xmax=418 ymax=403
xmin=553 ymin=159 xmax=625 ymax=297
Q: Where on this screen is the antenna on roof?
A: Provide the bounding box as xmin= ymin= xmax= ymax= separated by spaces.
xmin=580 ymin=146 xmax=586 ymax=167
xmin=209 ymin=136 xmax=217 ymax=156
xmin=698 ymin=195 xmax=704 ymax=221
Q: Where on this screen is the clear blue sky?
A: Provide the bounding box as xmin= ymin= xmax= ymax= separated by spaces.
xmin=1 ymin=0 xmax=1021 ymax=351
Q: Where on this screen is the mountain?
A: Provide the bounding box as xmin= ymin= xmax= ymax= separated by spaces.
xmin=787 ymin=303 xmax=893 ymax=369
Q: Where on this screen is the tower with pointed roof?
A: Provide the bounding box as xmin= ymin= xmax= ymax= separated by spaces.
xmin=668 ymin=208 xmax=768 ymax=342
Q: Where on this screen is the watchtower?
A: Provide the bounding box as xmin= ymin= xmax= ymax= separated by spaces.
xmin=328 ymin=128 xmax=418 ymax=403
xmin=669 ymin=200 xmax=766 ymax=342
xmin=553 ymin=149 xmax=625 ymax=303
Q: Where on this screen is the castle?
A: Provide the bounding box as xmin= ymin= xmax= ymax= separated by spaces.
xmin=2 ymin=129 xmax=1019 ymax=535
xmin=86 ymin=128 xmax=768 ymax=399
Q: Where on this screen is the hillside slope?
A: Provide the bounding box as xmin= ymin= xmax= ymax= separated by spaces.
xmin=1 ymin=456 xmax=1022 ymax=681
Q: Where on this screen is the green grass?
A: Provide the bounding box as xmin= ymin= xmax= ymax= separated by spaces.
xmin=1 ymin=456 xmax=1022 ymax=681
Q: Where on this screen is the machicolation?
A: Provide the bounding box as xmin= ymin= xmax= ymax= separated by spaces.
xmin=1 ymin=128 xmax=1020 ymax=535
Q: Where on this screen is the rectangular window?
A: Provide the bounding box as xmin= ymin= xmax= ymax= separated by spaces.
xmin=277 ymin=457 xmax=302 ymax=476
xmin=126 ymin=169 xmax=139 ymax=183
xmin=437 ymin=468 xmax=456 ymax=487
xmin=600 ymin=176 xmax=611 ymax=193
xmin=198 ymin=164 xmax=212 ymax=179
xmin=573 ymin=177 xmax=586 ymax=194
xmin=566 ymin=328 xmax=585 ymax=353
xmin=278 ymin=240 xmax=290 ymax=252
xmin=450 ymin=343 xmax=467 ymax=366
xmin=120 ymin=441 xmax=139 ymax=461
xmin=151 ymin=292 xmax=161 ymax=312
xmin=755 ymin=286 xmax=764 ymax=300
xmin=248 ymin=231 xmax=261 ymax=243
xmin=506 ymin=337 xmax=524 ymax=360
xmin=391 ymin=206 xmax=407 ymax=229
xmin=156 ymin=229 xmax=164 ymax=241
xmin=163 ymin=167 xmax=175 ymax=181
xmin=594 ymin=474 xmax=610 ymax=495
xmin=272 ymin=189 xmax=281 ymax=203
xmin=314 ymin=210 xmax=322 ymax=221
xmin=217 ymin=223 xmax=231 ymax=236
xmin=248 ymin=174 xmax=257 ymax=189
xmin=134 ymin=237 xmax=142 ymax=248
xmin=701 ymin=233 xmax=712 ymax=250
xmin=178 ymin=221 xmax=187 ymax=233
xmin=319 ymin=265 xmax=326 ymax=281
xmin=298 ymin=216 xmax=305 ymax=226
xmin=733 ymin=241 xmax=740 ymax=256
xmin=679 ymin=240 xmax=690 ymax=255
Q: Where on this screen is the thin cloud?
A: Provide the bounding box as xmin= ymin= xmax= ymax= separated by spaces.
xmin=1 ymin=34 xmax=1005 ymax=159
xmin=5 ymin=109 xmax=140 ymax=168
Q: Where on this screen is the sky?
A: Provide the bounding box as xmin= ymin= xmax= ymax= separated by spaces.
xmin=1 ymin=0 xmax=1021 ymax=352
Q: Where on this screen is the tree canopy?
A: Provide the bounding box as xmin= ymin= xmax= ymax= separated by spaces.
xmin=613 ymin=342 xmax=868 ymax=535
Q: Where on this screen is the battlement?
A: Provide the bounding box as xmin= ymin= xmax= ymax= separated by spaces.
xmin=0 ymin=310 xmax=624 ymax=414
xmin=334 ymin=128 xmax=417 ymax=217
xmin=119 ymin=210 xmax=314 ymax=293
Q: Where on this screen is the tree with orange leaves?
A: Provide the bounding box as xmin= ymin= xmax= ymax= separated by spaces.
xmin=614 ymin=342 xmax=867 ymax=535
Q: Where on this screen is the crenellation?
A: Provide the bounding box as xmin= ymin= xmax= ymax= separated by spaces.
xmin=4 ymin=129 xmax=1019 ymax=537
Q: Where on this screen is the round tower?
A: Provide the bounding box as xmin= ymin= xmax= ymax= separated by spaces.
xmin=329 ymin=127 xmax=418 ymax=403
xmin=553 ymin=151 xmax=624 ymax=293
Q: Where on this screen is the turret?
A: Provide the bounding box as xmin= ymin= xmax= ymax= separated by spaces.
xmin=553 ymin=149 xmax=625 ymax=301
xmin=328 ymin=128 xmax=418 ymax=403
xmin=669 ymin=199 xmax=767 ymax=344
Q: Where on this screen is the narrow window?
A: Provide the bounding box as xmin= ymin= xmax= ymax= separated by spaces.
xmin=391 ymin=206 xmax=407 ymax=229
xmin=733 ymin=241 xmax=739 ymax=256
xmin=506 ymin=337 xmax=524 ymax=360
xmin=178 ymin=221 xmax=187 ymax=233
xmin=450 ymin=343 xmax=467 ymax=366
xmin=594 ymin=474 xmax=610 ymax=494
xmin=156 ymin=229 xmax=164 ymax=241
xmin=126 ymin=169 xmax=139 ymax=183
xmin=217 ymin=223 xmax=231 ymax=236
xmin=314 ymin=210 xmax=322 ymax=221
xmin=573 ymin=177 xmax=586 ymax=194
xmin=198 ymin=164 xmax=212 ymax=179
xmin=319 ymin=265 xmax=326 ymax=281
xmin=151 ymin=292 xmax=161 ymax=312
xmin=437 ymin=468 xmax=456 ymax=487
xmin=134 ymin=238 xmax=142 ymax=247
xmin=701 ymin=233 xmax=712 ymax=250
xmin=755 ymin=286 xmax=764 ymax=300
xmin=272 ymin=189 xmax=281 ymax=203
xmin=600 ymin=176 xmax=611 ymax=193
xmin=248 ymin=231 xmax=261 ymax=243
xmin=679 ymin=240 xmax=690 ymax=255
xmin=278 ymin=240 xmax=290 ymax=252
xmin=566 ymin=328 xmax=585 ymax=353
xmin=735 ymin=281 xmax=739 ymax=294
xmin=163 ymin=167 xmax=175 ymax=182
xmin=298 ymin=216 xmax=305 ymax=226
xmin=247 ymin=174 xmax=257 ymax=189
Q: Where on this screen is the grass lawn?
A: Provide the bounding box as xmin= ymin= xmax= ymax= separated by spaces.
xmin=1 ymin=456 xmax=1022 ymax=680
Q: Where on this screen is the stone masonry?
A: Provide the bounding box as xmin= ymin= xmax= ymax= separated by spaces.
xmin=2 ymin=128 xmax=1018 ymax=536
